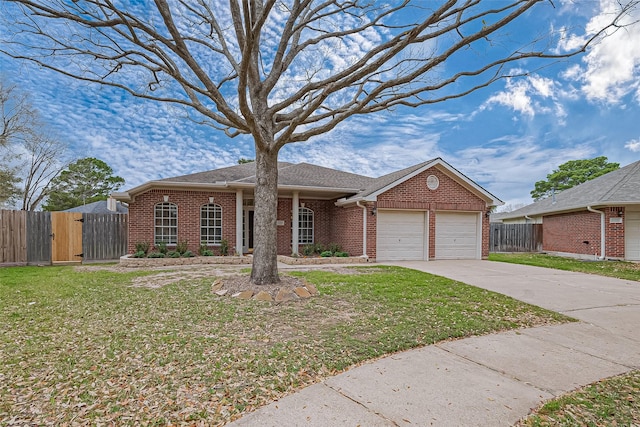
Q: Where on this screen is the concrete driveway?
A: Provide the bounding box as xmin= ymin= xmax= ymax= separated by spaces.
xmin=230 ymin=260 xmax=640 ymax=427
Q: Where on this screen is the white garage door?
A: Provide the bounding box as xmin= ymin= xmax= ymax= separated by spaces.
xmin=435 ymin=212 xmax=480 ymax=259
xmin=377 ymin=210 xmax=427 ymax=261
xmin=626 ymin=210 xmax=640 ymax=261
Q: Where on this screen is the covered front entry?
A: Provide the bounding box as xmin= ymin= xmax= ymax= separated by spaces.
xmin=626 ymin=210 xmax=640 ymax=261
xmin=435 ymin=211 xmax=481 ymax=259
xmin=376 ymin=210 xmax=428 ymax=261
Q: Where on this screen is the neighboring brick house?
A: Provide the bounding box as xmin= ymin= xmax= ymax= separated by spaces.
xmin=497 ymin=160 xmax=640 ymax=261
xmin=112 ymin=158 xmax=502 ymax=261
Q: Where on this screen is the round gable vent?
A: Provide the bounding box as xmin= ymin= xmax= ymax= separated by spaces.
xmin=426 ymin=175 xmax=439 ymax=190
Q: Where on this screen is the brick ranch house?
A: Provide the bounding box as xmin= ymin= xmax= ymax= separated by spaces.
xmin=496 ymin=160 xmax=640 ymax=261
xmin=112 ymin=158 xmax=503 ymax=261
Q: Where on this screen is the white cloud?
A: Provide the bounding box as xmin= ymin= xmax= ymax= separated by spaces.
xmin=481 ymin=75 xmax=558 ymax=117
xmin=625 ymin=138 xmax=640 ymax=152
xmin=559 ymin=0 xmax=640 ymax=104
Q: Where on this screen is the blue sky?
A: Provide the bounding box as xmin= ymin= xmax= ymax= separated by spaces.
xmin=1 ymin=0 xmax=639 ymax=211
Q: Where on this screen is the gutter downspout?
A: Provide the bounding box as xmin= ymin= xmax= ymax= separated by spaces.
xmin=587 ymin=206 xmax=605 ymax=260
xmin=356 ymin=201 xmax=368 ymax=258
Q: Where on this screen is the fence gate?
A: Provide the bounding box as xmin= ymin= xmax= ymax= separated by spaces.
xmin=51 ymin=212 xmax=83 ymax=263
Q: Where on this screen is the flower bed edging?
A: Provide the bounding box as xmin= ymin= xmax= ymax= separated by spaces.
xmin=119 ymin=254 xmax=252 ymax=268
xmin=277 ymin=255 xmax=369 ymax=265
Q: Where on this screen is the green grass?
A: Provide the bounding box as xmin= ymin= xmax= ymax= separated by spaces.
xmin=517 ymin=370 xmax=640 ymax=426
xmin=0 ymin=265 xmax=570 ymax=426
xmin=489 ymin=253 xmax=640 ymax=281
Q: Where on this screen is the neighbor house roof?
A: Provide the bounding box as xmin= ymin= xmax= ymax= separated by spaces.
xmin=63 ymin=200 xmax=128 ymax=214
xmin=112 ymin=158 xmax=502 ymax=206
xmin=499 ymin=160 xmax=640 ymax=220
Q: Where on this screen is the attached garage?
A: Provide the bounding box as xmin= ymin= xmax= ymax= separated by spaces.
xmin=435 ymin=211 xmax=481 ymax=259
xmin=376 ymin=210 xmax=427 ymax=261
xmin=626 ymin=210 xmax=640 ymax=261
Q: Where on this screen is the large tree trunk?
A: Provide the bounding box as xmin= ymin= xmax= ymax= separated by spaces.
xmin=250 ymin=145 xmax=280 ymax=285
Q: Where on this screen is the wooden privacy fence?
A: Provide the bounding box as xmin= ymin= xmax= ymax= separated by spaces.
xmin=490 ymin=223 xmax=543 ymax=253
xmin=0 ymin=210 xmax=128 ymax=266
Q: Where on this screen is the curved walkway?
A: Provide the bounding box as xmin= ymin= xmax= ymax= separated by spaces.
xmin=230 ymin=260 xmax=640 ymax=426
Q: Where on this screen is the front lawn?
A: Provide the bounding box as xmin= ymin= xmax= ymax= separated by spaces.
xmin=517 ymin=370 xmax=640 ymax=426
xmin=489 ymin=253 xmax=640 ymax=281
xmin=0 ymin=265 xmax=569 ymax=425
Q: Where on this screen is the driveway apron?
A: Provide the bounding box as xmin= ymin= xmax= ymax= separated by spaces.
xmin=230 ymin=260 xmax=640 ymax=427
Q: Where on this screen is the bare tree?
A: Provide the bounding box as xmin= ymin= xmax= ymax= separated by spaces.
xmin=0 ymin=80 xmax=36 ymax=147
xmin=18 ymin=134 xmax=67 ymax=210
xmin=2 ymin=1 xmax=636 ymax=283
xmin=0 ymin=80 xmax=67 ymax=210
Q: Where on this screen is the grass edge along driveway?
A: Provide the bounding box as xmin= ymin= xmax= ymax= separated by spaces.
xmin=490 ymin=252 xmax=640 ymax=426
xmin=1 ymin=264 xmax=569 ymax=426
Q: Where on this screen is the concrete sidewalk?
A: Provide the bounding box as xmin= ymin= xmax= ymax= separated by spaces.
xmin=229 ymin=260 xmax=640 ymax=427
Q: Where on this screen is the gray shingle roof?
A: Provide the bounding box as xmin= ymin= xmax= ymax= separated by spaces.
xmin=159 ymin=162 xmax=295 ymax=183
xmin=500 ymin=160 xmax=640 ymax=219
xmin=63 ymin=200 xmax=128 ymax=214
xmin=159 ymin=161 xmax=374 ymax=190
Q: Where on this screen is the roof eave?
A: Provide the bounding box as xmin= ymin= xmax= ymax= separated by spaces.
xmin=112 ymin=180 xmax=363 ymax=202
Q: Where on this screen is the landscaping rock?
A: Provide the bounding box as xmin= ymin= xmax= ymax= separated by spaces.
xmin=236 ymin=290 xmax=254 ymax=299
xmin=304 ymin=282 xmax=319 ymax=296
xmin=275 ymin=288 xmax=296 ymax=303
xmin=211 ymin=279 xmax=224 ymax=292
xmin=254 ymin=291 xmax=273 ymax=302
xmin=294 ymin=287 xmax=312 ymax=298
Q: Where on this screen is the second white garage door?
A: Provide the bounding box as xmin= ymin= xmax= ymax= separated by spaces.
xmin=376 ymin=210 xmax=427 ymax=261
xmin=435 ymin=212 xmax=480 ymax=259
xmin=626 ymin=210 xmax=640 ymax=261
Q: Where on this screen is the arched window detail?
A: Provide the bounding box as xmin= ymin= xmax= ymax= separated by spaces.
xmin=201 ymin=203 xmax=222 ymax=244
xmin=298 ymin=207 xmax=314 ymax=244
xmin=154 ymin=202 xmax=177 ymax=245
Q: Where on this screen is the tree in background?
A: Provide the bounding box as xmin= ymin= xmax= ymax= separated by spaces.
xmin=0 ymin=80 xmax=67 ymax=210
xmin=237 ymin=158 xmax=254 ymax=164
xmin=2 ymin=1 xmax=636 ymax=283
xmin=531 ymin=156 xmax=620 ymax=201
xmin=43 ymin=157 xmax=125 ymax=211
xmin=0 ymin=167 xmax=21 ymax=207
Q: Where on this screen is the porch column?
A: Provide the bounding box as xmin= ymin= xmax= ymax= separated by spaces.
xmin=292 ymin=191 xmax=299 ymax=255
xmin=236 ymin=189 xmax=243 ymax=256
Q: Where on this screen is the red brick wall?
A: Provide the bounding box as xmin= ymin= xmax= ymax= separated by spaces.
xmin=543 ymin=207 xmax=626 ymax=258
xmin=544 ymin=211 xmax=601 ymax=256
xmin=127 ymin=189 xmax=236 ymax=254
xmin=606 ymin=207 xmax=625 ymax=258
xmin=329 ymin=204 xmax=379 ymax=258
xmin=276 ymin=198 xmax=293 ymax=255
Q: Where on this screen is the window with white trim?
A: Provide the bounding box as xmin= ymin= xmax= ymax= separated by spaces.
xmin=201 ymin=203 xmax=222 ymax=244
xmin=154 ymin=202 xmax=177 ymax=245
xmin=298 ymin=207 xmax=314 ymax=244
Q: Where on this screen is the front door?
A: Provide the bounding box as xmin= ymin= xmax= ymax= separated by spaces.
xmin=243 ymin=209 xmax=255 ymax=254
xmin=51 ymin=212 xmax=83 ymax=264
